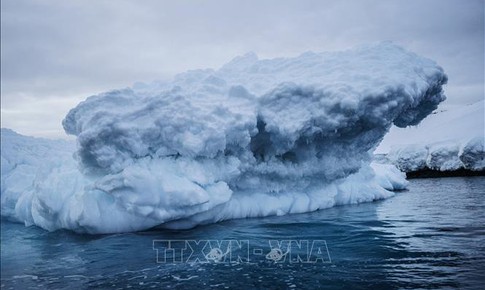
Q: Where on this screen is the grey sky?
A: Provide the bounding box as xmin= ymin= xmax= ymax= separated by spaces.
xmin=1 ymin=0 xmax=484 ymax=138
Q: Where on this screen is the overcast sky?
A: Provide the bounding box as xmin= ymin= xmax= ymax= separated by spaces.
xmin=1 ymin=0 xmax=484 ymax=138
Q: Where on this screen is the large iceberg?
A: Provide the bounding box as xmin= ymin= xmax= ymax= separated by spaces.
xmin=1 ymin=43 xmax=446 ymax=233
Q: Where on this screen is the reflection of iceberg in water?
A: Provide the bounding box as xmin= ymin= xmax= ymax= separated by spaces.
xmin=1 ymin=43 xmax=447 ymax=233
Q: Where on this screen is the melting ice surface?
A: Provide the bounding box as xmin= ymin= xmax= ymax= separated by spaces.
xmin=1 ymin=43 xmax=447 ymax=234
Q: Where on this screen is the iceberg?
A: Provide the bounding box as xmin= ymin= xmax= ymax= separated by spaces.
xmin=1 ymin=43 xmax=447 ymax=233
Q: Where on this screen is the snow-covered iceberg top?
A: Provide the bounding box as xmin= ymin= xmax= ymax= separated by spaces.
xmin=1 ymin=43 xmax=446 ymax=233
xmin=64 ymin=42 xmax=447 ymax=174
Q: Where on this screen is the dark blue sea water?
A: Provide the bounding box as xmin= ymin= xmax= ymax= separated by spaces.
xmin=1 ymin=177 xmax=485 ymax=289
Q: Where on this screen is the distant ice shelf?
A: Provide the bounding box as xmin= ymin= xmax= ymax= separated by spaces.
xmin=386 ymin=137 xmax=484 ymax=178
xmin=378 ymin=100 xmax=484 ymax=178
xmin=1 ymin=43 xmax=447 ymax=233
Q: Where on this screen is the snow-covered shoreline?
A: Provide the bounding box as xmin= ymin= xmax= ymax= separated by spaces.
xmin=377 ymin=139 xmax=485 ymax=178
xmin=376 ymin=99 xmax=484 ymax=177
xmin=383 ymin=137 xmax=484 ymax=178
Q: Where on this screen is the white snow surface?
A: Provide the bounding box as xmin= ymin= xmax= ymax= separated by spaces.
xmin=377 ymin=99 xmax=484 ymax=153
xmin=1 ymin=43 xmax=445 ymax=233
xmin=385 ymin=100 xmax=484 ymax=172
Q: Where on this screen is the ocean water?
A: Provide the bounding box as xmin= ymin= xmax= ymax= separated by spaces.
xmin=1 ymin=177 xmax=484 ymax=289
